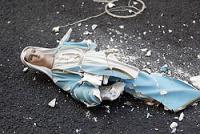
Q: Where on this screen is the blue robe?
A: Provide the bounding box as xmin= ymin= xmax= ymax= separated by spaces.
xmin=52 ymin=41 xmax=200 ymax=112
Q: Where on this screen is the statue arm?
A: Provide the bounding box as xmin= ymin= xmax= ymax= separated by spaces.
xmin=57 ymin=28 xmax=97 ymax=50
xmin=70 ymin=82 xmax=102 ymax=107
xmin=52 ymin=71 xmax=101 ymax=106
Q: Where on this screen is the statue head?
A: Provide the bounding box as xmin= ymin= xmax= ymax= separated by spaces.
xmin=23 ymin=47 xmax=46 ymax=66
xmin=21 ymin=46 xmax=56 ymax=78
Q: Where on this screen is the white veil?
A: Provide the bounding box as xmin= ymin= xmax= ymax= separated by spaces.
xmin=20 ymin=28 xmax=72 ymax=79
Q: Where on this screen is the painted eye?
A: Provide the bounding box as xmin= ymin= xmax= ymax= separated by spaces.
xmin=28 ymin=55 xmax=33 ymax=62
xmin=31 ymin=49 xmax=36 ymax=53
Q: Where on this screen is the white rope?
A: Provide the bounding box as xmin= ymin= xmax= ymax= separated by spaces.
xmin=56 ymin=0 xmax=146 ymax=29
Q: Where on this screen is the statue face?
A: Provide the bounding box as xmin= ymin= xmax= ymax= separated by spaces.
xmin=25 ymin=48 xmax=45 ymax=66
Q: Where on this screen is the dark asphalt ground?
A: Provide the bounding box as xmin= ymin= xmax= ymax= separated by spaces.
xmin=0 ymin=0 xmax=200 ymax=133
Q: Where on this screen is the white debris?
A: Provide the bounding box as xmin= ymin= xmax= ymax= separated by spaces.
xmin=168 ymin=29 xmax=173 ymax=33
xmin=128 ymin=9 xmax=134 ymax=13
xmin=146 ymin=112 xmax=151 ymax=118
xmin=197 ymin=54 xmax=200 ymax=59
xmin=33 ymin=76 xmax=36 ymax=81
xmin=23 ymin=67 xmax=28 ymax=72
xmin=179 ymin=112 xmax=184 ymax=121
xmin=75 ymin=129 xmax=82 ymax=133
xmin=56 ymin=40 xmax=60 ymax=43
xmin=190 ymin=36 xmax=194 ymax=39
xmin=192 ymin=20 xmax=196 ymax=24
xmin=105 ymin=105 xmax=110 ymax=113
xmin=119 ymin=25 xmax=124 ymax=29
xmin=154 ymin=128 xmax=159 ymax=131
xmin=190 ymin=75 xmax=200 ymax=89
xmin=145 ymin=50 xmax=152 ymax=57
xmin=143 ymin=31 xmax=147 ymax=35
xmin=192 ymin=102 xmax=198 ymax=106
xmin=33 ymin=123 xmax=37 ymax=126
xmin=108 ymin=2 xmax=115 ymax=8
xmin=78 ymin=23 xmax=82 ymax=26
xmin=171 ymin=128 xmax=176 ymax=133
xmin=110 ymin=37 xmax=114 ymax=42
xmin=160 ymin=90 xmax=168 ymax=95
xmin=130 ymin=108 xmax=134 ymax=111
xmin=7 ymin=21 xmax=11 ymax=24
xmin=56 ymin=11 xmax=60 ymax=14
xmin=91 ymin=24 xmax=98 ymax=30
xmin=162 ymin=30 xmax=165 ymax=34
xmin=146 ymin=62 xmax=150 ymax=65
xmin=85 ymin=111 xmax=91 ymax=119
xmin=92 ymin=117 xmax=98 ymax=122
xmin=174 ymin=116 xmax=179 ymax=120
xmin=48 ymin=98 xmax=56 ymax=107
xmin=170 ymin=122 xmax=178 ymax=133
xmin=141 ymin=48 xmax=148 ymax=52
xmin=52 ymin=26 xmax=60 ymax=32
xmin=133 ymin=1 xmax=138 ymax=5
xmin=83 ymin=31 xmax=92 ymax=35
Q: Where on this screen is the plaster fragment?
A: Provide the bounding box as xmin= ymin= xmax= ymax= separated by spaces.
xmin=52 ymin=26 xmax=60 ymax=32
xmin=170 ymin=122 xmax=178 ymax=133
xmin=48 ymin=98 xmax=56 ymax=107
xmin=145 ymin=50 xmax=152 ymax=57
xmin=168 ymin=29 xmax=173 ymax=33
xmin=108 ymin=2 xmax=115 ymax=8
xmin=178 ymin=112 xmax=184 ymax=121
xmin=91 ymin=24 xmax=98 ymax=30
xmin=119 ymin=25 xmax=124 ymax=29
xmin=23 ymin=67 xmax=28 ymax=72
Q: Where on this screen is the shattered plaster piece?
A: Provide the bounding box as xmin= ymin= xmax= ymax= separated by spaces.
xmin=145 ymin=50 xmax=152 ymax=57
xmin=83 ymin=31 xmax=92 ymax=35
xmin=78 ymin=23 xmax=82 ymax=27
xmin=92 ymin=117 xmax=98 ymax=122
xmin=110 ymin=37 xmax=114 ymax=42
xmin=146 ymin=112 xmax=151 ymax=118
xmin=168 ymin=29 xmax=173 ymax=33
xmin=119 ymin=25 xmax=124 ymax=29
xmin=48 ymin=98 xmax=56 ymax=107
xmin=170 ymin=122 xmax=178 ymax=133
xmin=190 ymin=75 xmax=200 ymax=90
xmin=141 ymin=48 xmax=148 ymax=52
xmin=154 ymin=128 xmax=159 ymax=131
xmin=178 ymin=112 xmax=184 ymax=121
xmin=108 ymin=2 xmax=115 ymax=8
xmin=197 ymin=54 xmax=200 ymax=59
xmin=75 ymin=129 xmax=82 ymax=133
xmin=52 ymin=26 xmax=60 ymax=32
xmin=23 ymin=67 xmax=28 ymax=72
xmin=91 ymin=24 xmax=98 ymax=30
